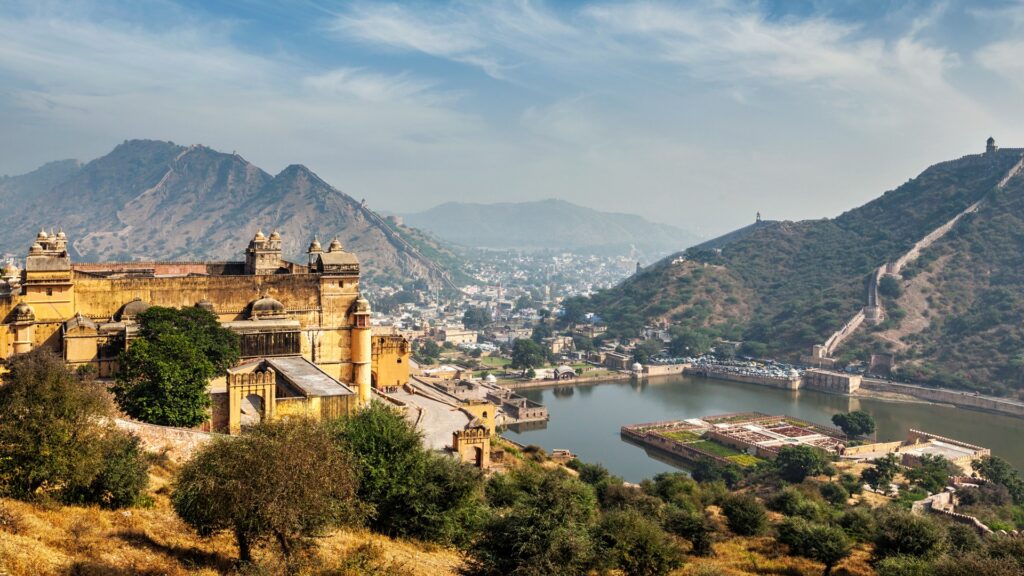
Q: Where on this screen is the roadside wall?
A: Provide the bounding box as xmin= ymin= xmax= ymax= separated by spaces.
xmin=861 ymin=380 xmax=1024 ymax=418
xmin=115 ymin=418 xmax=219 ymax=463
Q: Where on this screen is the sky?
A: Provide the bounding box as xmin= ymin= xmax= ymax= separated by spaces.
xmin=2 ymin=1 xmax=1024 ymax=238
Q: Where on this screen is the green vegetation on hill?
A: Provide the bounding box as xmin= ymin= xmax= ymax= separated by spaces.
xmin=579 ymin=149 xmax=1024 ymax=393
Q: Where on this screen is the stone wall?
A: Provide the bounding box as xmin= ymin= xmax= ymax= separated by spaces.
xmin=861 ymin=380 xmax=1024 ymax=418
xmin=114 ymin=418 xmax=219 ymax=463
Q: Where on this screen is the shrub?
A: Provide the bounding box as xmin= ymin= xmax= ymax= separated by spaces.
xmin=819 ymin=482 xmax=849 ymax=506
xmin=862 ymin=454 xmax=900 ymax=491
xmin=873 ymin=506 xmax=947 ymax=560
xmin=875 ymin=555 xmax=932 ymax=576
xmin=598 ymin=509 xmax=684 ymax=576
xmin=330 ymin=402 xmax=485 ymax=546
xmin=0 ymin=350 xmax=147 ymax=508
xmin=931 ymin=553 xmax=1023 ymax=576
xmin=777 ymin=517 xmax=852 ymax=576
xmin=837 ymin=507 xmax=876 ymax=542
xmin=663 ymin=507 xmax=715 ymax=556
xmin=720 ymin=493 xmax=767 ymax=536
xmin=63 ymin=431 xmax=149 ymax=509
xmin=831 ymin=410 xmax=876 ymax=437
xmin=775 ymin=445 xmax=830 ymax=483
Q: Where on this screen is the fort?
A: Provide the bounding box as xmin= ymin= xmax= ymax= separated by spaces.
xmin=0 ymin=229 xmax=411 ymax=431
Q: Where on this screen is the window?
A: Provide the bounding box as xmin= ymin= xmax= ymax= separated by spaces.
xmin=46 ymin=288 xmax=53 ymax=296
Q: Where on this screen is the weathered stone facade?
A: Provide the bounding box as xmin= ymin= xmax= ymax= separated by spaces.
xmin=0 ymin=230 xmax=409 ymax=396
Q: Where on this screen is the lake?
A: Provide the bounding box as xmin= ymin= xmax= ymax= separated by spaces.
xmin=502 ymin=374 xmax=1024 ymax=483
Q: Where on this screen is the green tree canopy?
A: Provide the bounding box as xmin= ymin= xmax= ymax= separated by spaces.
xmin=462 ymin=307 xmax=492 ymax=330
xmin=113 ymin=306 xmax=239 ymax=427
xmin=0 ymin=350 xmax=147 ymax=508
xmin=721 ymin=493 xmax=767 ymax=536
xmin=173 ymin=418 xmax=363 ymax=564
xmin=862 ymin=454 xmax=901 ymax=491
xmin=831 ymin=410 xmax=876 ymax=437
xmin=510 ymin=338 xmax=546 ymax=373
xmin=778 ymin=517 xmax=852 ymax=576
xmin=775 ymin=445 xmax=831 ymax=483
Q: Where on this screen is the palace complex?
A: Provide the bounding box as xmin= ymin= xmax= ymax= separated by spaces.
xmin=0 ymin=229 xmax=409 ymax=431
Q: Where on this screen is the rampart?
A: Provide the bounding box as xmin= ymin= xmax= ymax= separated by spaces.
xmin=860 ymin=380 xmax=1024 ymax=418
xmin=114 ymin=418 xmax=219 ymax=463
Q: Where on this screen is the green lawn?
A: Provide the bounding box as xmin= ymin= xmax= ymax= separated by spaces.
xmin=691 ymin=440 xmax=742 ymax=458
xmin=661 ymin=430 xmax=703 ymax=443
xmin=727 ymin=454 xmax=763 ymax=467
xmin=479 ymin=356 xmax=512 ymax=368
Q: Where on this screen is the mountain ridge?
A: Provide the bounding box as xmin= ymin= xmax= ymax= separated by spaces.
xmin=402 ymin=198 xmax=700 ymax=257
xmin=0 ymin=140 xmax=459 ymax=288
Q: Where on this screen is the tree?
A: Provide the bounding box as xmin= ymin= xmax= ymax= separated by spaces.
xmin=819 ymin=482 xmax=849 ymax=506
xmin=904 ymin=454 xmax=958 ymax=493
xmin=113 ymin=306 xmax=239 ymax=427
xmin=598 ymin=509 xmax=684 ymax=576
xmin=778 ymin=518 xmax=852 ymax=576
xmin=663 ymin=507 xmax=715 ymax=556
xmin=330 ymin=402 xmax=485 ymax=545
xmin=468 ymin=467 xmax=599 ymax=575
xmin=878 ymin=275 xmax=903 ymax=299
xmin=462 ymin=307 xmax=492 ymax=330
xmin=720 ymin=493 xmax=767 ymax=536
xmin=668 ymin=328 xmax=711 ymax=357
xmin=530 ymin=323 xmax=552 ymax=344
xmin=632 ymin=339 xmax=664 ymax=364
xmin=831 ymin=411 xmax=876 ymax=438
xmin=134 ymin=306 xmax=239 ymax=372
xmin=872 ymin=506 xmax=947 ymax=560
xmin=775 ymin=445 xmax=830 ymax=483
xmin=510 ymin=339 xmax=545 ymax=374
xmin=173 ymin=419 xmax=363 ymax=565
xmin=972 ymin=455 xmax=1024 ymax=504
xmin=862 ymin=454 xmax=901 ymax=491
xmin=0 ymin=351 xmax=146 ymax=508
xmin=420 ymin=339 xmax=442 ymax=360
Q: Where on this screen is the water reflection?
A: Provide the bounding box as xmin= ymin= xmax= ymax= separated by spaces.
xmin=503 ymin=374 xmax=1024 ymax=483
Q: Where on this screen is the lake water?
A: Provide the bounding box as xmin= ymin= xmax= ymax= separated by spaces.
xmin=502 ymin=374 xmax=1024 ymax=483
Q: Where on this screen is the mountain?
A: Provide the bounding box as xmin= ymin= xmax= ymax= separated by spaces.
xmin=0 ymin=140 xmax=461 ymax=288
xmin=579 ymin=144 xmax=1024 ymax=395
xmin=402 ymin=199 xmax=700 ymax=257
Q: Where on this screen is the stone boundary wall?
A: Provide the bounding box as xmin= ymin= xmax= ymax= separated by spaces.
xmin=860 ymin=380 xmax=1024 ymax=418
xmin=686 ymin=368 xmax=801 ymax=390
xmin=907 ymin=429 xmax=989 ymax=453
xmin=114 ymin=418 xmax=220 ymax=463
xmin=840 ymin=440 xmax=904 ymax=457
xmin=643 ymin=363 xmax=688 ymax=376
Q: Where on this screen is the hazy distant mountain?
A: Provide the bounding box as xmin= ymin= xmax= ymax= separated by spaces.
xmin=0 ymin=140 xmax=459 ymax=287
xmin=403 ymin=199 xmax=700 ymax=257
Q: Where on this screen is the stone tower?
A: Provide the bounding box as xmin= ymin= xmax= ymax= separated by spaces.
xmin=351 ymin=295 xmax=373 ymax=406
xmin=245 ymin=229 xmax=283 ymax=275
xmin=987 ymin=137 xmax=997 ymax=154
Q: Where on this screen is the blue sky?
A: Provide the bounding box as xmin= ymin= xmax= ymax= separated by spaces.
xmin=2 ymin=0 xmax=1024 ymax=237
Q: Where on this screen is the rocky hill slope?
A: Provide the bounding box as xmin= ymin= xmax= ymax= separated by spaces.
xmin=403 ymin=198 xmax=700 ymax=258
xmin=0 ymin=140 xmax=460 ymax=288
xmin=580 ymin=145 xmax=1024 ymax=395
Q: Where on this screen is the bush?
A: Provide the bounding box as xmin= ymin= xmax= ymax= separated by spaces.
xmin=819 ymin=482 xmax=849 ymax=506
xmin=663 ymin=507 xmax=715 ymax=556
xmin=875 ymin=555 xmax=932 ymax=576
xmin=945 ymin=523 xmax=982 ymax=553
xmin=932 ymin=553 xmax=1023 ymax=576
xmin=720 ymin=493 xmax=767 ymax=536
xmin=330 ymin=402 xmax=486 ymax=546
xmin=775 ymin=445 xmax=830 ymax=483
xmin=837 ymin=507 xmax=876 ymax=542
xmin=173 ymin=418 xmax=363 ymax=564
xmin=468 ymin=467 xmax=599 ymax=576
xmin=598 ymin=509 xmax=684 ymax=576
xmin=777 ymin=517 xmax=852 ymax=576
xmin=0 ymin=350 xmax=147 ymax=508
xmin=63 ymin=431 xmax=149 ymax=509
xmin=873 ymin=506 xmax=947 ymax=560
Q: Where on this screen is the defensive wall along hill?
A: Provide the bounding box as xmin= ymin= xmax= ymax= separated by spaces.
xmin=809 ymin=144 xmax=1024 ymax=366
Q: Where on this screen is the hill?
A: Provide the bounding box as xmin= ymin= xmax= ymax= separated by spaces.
xmin=0 ymin=140 xmax=461 ymax=288
xmin=580 ymin=144 xmax=1024 ymax=395
xmin=402 ymin=198 xmax=700 ymax=257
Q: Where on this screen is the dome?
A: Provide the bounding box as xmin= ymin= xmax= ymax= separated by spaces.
xmin=1 ymin=262 xmax=17 ymax=276
xmin=29 ymin=243 xmax=43 ymax=254
xmin=307 ymin=238 xmax=322 ymax=253
xmin=269 ymin=229 xmax=281 ymax=241
xmin=328 ymin=238 xmax=343 ymax=252
xmin=254 ymin=229 xmax=266 ymax=242
xmin=56 ymin=229 xmax=67 ymax=239
xmin=484 ymin=374 xmax=497 ymax=384
xmin=352 ymin=296 xmax=371 ymax=315
xmin=36 ymin=229 xmax=48 ymax=240
xmin=119 ymin=298 xmax=152 ymax=321
xmin=250 ymin=295 xmax=286 ymax=319
xmin=632 ymin=362 xmax=643 ymax=372
xmin=13 ymin=302 xmax=35 ymax=322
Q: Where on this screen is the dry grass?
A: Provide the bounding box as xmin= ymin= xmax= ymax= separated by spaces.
xmin=0 ymin=464 xmax=462 ymax=576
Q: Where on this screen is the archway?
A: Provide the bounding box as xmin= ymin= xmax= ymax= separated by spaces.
xmin=240 ymin=393 xmax=264 ymax=427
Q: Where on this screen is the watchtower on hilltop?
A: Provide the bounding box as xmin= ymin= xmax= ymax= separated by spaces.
xmin=987 ymin=137 xmax=998 ymax=154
